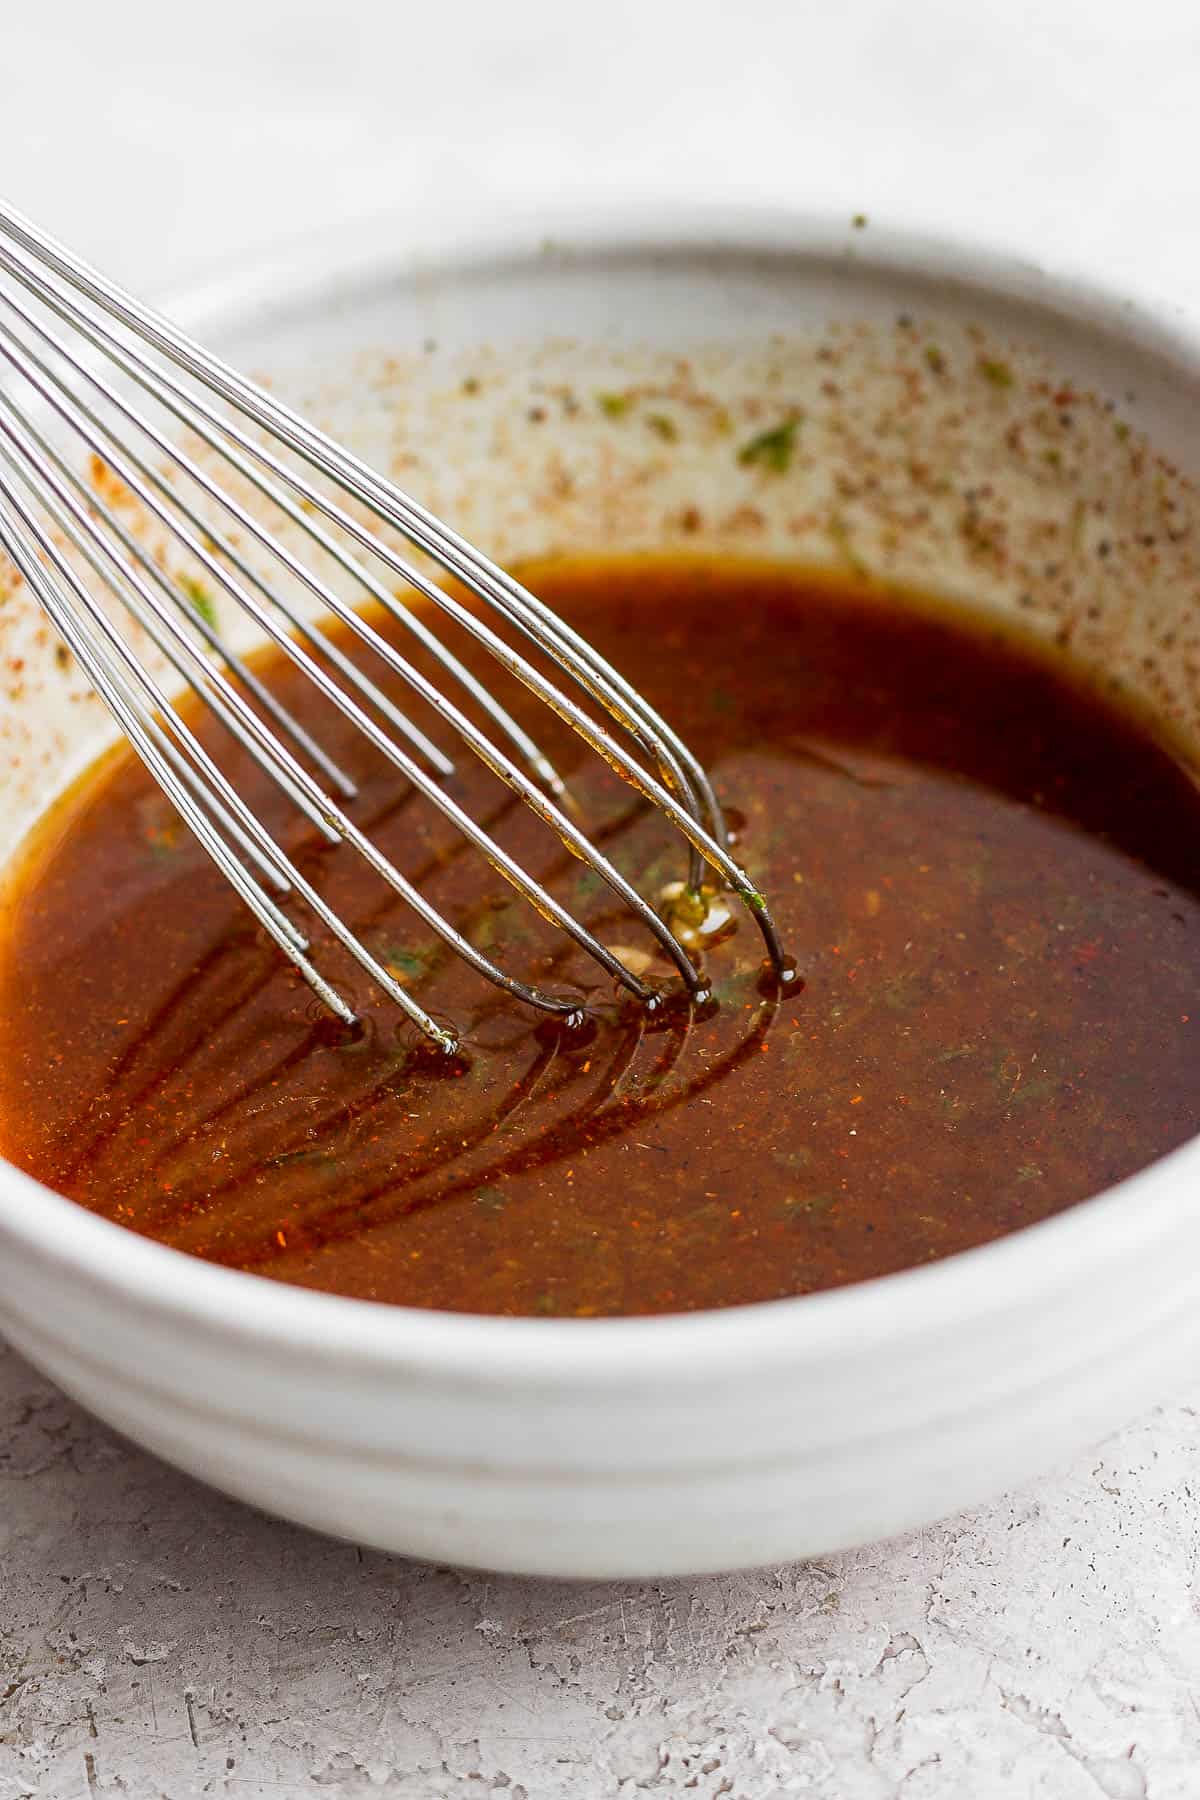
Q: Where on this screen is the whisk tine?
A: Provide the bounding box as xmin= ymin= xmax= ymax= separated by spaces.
xmin=0 ymin=281 xmax=449 ymax=784
xmin=0 ymin=225 xmax=569 ymax=803
xmin=0 ymin=386 xmax=345 ymax=842
xmin=0 ymin=431 xmax=491 ymax=1044
xmin=0 ymin=483 xmax=344 ymax=994
xmin=0 ymin=199 xmax=790 ymax=1044
xmin=19 ymin=418 xmax=366 ymax=805
xmin=0 ymin=211 xmax=729 ymax=873
xmin=0 ymin=293 xmax=702 ymax=1005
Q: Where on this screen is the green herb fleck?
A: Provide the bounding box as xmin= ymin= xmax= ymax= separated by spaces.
xmin=466 ymin=907 xmax=502 ymax=952
xmin=978 ymin=357 xmax=1014 ymax=390
xmin=826 ymin=511 xmax=868 ymax=578
xmin=646 ymin=412 xmax=678 ymax=442
xmin=461 ymin=375 xmax=481 ymax=395
xmin=597 ymin=390 xmax=632 ymax=419
xmin=666 ymin=885 xmax=708 ymax=929
xmin=738 ymin=416 xmax=800 ymax=473
xmin=375 ymin=942 xmax=436 ymax=985
xmin=924 ymin=345 xmax=946 ymax=375
xmin=179 ymin=576 xmax=217 ymax=632
xmin=1114 ymin=420 xmax=1131 ymax=443
xmin=474 ymin=1186 xmax=508 ymax=1213
xmin=851 ymin=213 xmax=868 ymax=230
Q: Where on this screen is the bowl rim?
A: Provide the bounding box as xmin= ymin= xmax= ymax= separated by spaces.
xmin=3 ymin=198 xmax=1200 ymax=1385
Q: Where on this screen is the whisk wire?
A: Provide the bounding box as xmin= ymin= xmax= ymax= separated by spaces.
xmin=0 ymin=296 xmax=696 ymax=1006
xmin=0 ymin=480 xmax=356 ymax=1005
xmin=0 ymin=226 xmax=570 ymax=801
xmin=0 ymin=198 xmax=789 ymax=1044
xmin=0 ymin=209 xmax=751 ymax=903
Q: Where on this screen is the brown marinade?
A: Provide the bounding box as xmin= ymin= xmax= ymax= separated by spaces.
xmin=2 ymin=557 xmax=1199 ymax=1315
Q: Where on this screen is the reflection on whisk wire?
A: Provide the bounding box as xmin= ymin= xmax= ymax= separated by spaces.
xmin=0 ymin=200 xmax=788 ymax=1051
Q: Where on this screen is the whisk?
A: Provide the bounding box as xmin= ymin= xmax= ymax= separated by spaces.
xmin=0 ymin=201 xmax=788 ymax=1052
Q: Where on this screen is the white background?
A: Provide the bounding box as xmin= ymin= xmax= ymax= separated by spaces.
xmin=9 ymin=0 xmax=1200 ymax=312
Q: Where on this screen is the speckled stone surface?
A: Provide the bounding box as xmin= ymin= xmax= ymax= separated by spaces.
xmin=2 ymin=1339 xmax=1199 ymax=1798
xmin=6 ymin=1 xmax=1200 ymax=1793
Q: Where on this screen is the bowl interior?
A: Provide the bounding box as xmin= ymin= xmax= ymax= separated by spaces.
xmin=3 ymin=215 xmax=1200 ymax=1289
xmin=5 ymin=222 xmax=1200 ymax=874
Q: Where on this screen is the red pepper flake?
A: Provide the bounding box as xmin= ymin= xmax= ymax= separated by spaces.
xmin=276 ymin=1229 xmax=287 ymax=1248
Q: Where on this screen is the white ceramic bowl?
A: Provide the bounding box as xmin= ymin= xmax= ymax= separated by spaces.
xmin=2 ymin=206 xmax=1200 ymax=1578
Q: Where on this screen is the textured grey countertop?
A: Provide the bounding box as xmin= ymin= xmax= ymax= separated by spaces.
xmin=4 ymin=1340 xmax=1199 ymax=1797
xmin=5 ymin=1 xmax=1200 ymax=1793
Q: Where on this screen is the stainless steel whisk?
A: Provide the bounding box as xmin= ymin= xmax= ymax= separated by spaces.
xmin=0 ymin=201 xmax=788 ymax=1051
